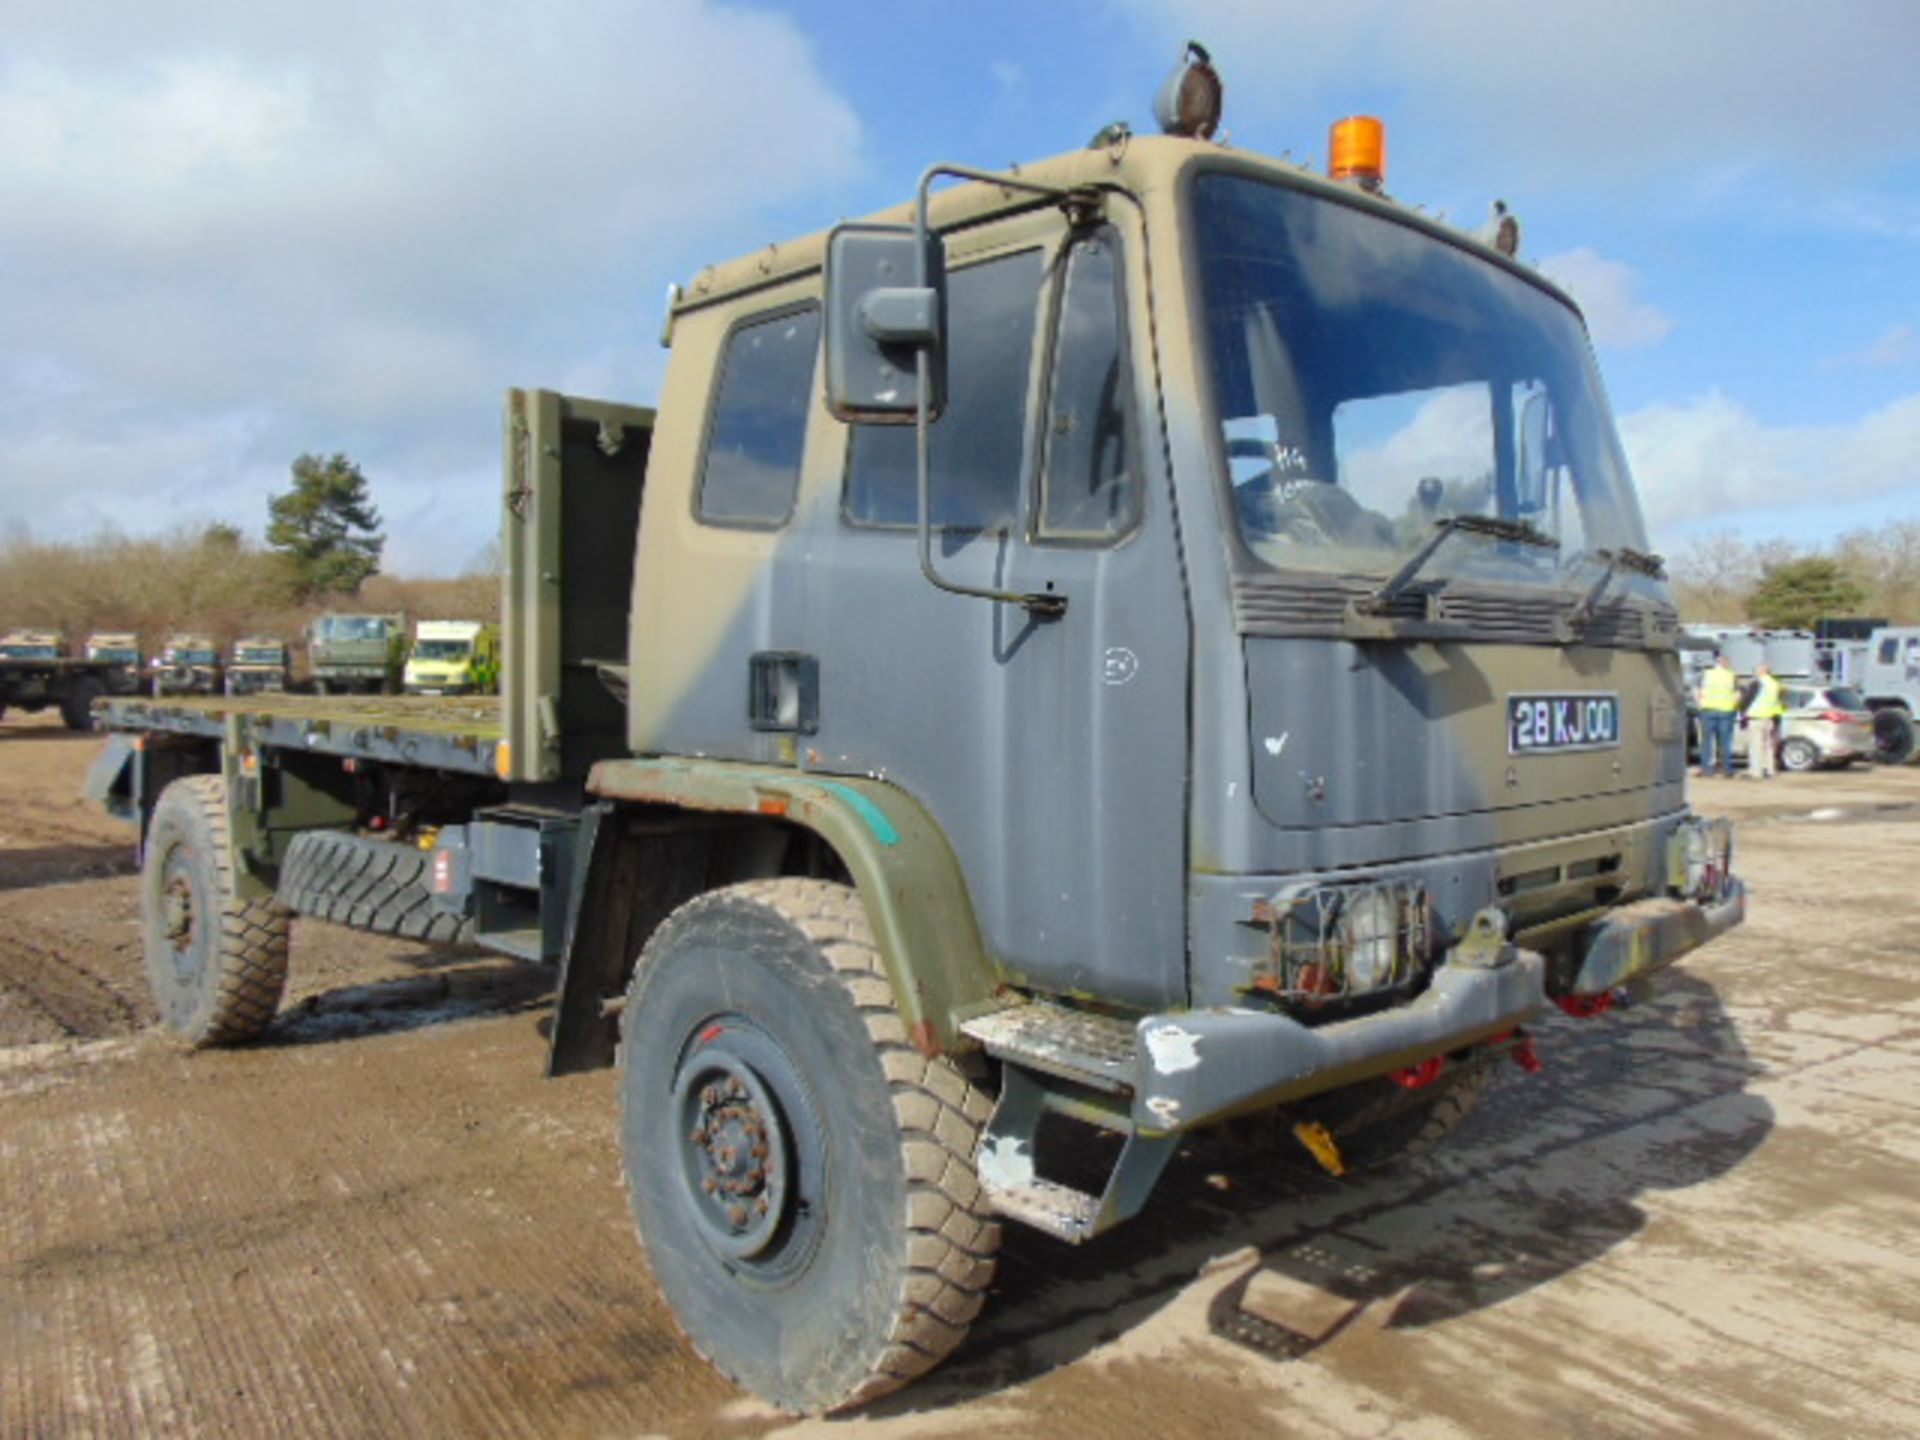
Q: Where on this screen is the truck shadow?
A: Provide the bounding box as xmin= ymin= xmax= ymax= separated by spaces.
xmin=886 ymin=971 xmax=1771 ymax=1412
xmin=267 ymin=949 xmax=554 ymax=1047
xmin=0 ymin=843 xmax=140 ymax=891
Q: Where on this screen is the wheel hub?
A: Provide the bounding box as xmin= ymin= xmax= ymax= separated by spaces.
xmin=675 ymin=1047 xmax=791 ymax=1260
xmin=159 ymin=858 xmax=204 ymax=986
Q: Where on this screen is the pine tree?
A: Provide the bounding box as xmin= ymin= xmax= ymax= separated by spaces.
xmin=265 ymin=454 xmax=385 ymax=596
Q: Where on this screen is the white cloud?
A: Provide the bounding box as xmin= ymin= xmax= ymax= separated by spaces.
xmin=1622 ymin=388 xmax=1920 ymax=533
xmin=1823 ymin=323 xmax=1917 ymax=370
xmin=0 ymin=0 xmax=863 ymax=574
xmin=1124 ymin=0 xmax=1920 ymax=186
xmin=1537 ymin=249 xmax=1671 ymax=350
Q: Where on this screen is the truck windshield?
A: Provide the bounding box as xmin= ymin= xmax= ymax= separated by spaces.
xmin=1191 ymin=174 xmax=1658 ymax=600
xmin=236 ymin=648 xmax=283 ymax=664
xmin=2 ymin=644 xmax=60 ymax=659
xmin=171 ymin=649 xmax=217 ymax=664
xmin=315 ymin=617 xmax=388 ymax=642
xmin=413 ymin=640 xmax=472 ymax=660
xmin=92 ymin=648 xmax=140 ymax=663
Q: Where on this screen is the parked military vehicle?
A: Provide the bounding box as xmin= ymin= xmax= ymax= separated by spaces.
xmin=88 ymin=67 xmax=1745 ymax=1414
xmin=225 ymin=637 xmax=291 ymax=696
xmin=1816 ymin=622 xmax=1920 ymax=763
xmin=307 ymin=612 xmax=406 ymax=694
xmin=84 ymin=633 xmax=147 ymax=693
xmin=0 ymin=628 xmax=131 ymax=728
xmin=403 ymin=619 xmax=500 ymax=695
xmin=150 ymin=634 xmax=222 ymax=698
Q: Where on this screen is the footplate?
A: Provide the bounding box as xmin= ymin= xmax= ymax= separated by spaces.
xmin=961 ymin=999 xmax=1137 ymax=1093
xmin=974 ymin=1065 xmax=1174 ymax=1243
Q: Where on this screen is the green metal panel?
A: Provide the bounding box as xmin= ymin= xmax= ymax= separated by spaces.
xmin=588 ymin=756 xmax=1006 ymax=1054
xmin=501 ymin=389 xmax=655 ymax=783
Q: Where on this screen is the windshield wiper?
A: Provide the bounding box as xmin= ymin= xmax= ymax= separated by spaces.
xmin=1359 ymin=514 xmax=1560 ymax=615
xmin=1568 ymin=544 xmax=1667 ymax=627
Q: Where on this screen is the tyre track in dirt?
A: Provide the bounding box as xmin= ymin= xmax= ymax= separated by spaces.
xmin=6 ymin=719 xmax=1920 ymax=1437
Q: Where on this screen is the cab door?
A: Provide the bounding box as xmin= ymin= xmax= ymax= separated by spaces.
xmin=801 ymin=207 xmax=1190 ymax=1011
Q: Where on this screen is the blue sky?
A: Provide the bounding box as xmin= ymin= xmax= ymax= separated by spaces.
xmin=2 ymin=0 xmax=1915 ymax=572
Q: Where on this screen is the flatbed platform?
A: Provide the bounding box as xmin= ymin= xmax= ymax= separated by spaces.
xmin=99 ymin=694 xmax=504 ymax=777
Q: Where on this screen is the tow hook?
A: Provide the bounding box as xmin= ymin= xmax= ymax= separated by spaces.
xmin=1291 ymin=1119 xmax=1348 ymax=1177
xmin=1554 ymin=991 xmax=1617 ymax=1019
xmin=1490 ymin=1027 xmax=1544 ymax=1074
xmin=1390 ymin=1056 xmax=1446 ymax=1089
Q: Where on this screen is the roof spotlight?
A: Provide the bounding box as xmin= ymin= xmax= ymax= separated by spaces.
xmin=1154 ymin=41 xmax=1222 ymax=140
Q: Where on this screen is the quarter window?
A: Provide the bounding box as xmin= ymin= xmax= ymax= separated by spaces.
xmin=697 ymin=306 xmax=820 ymax=528
xmin=844 ymin=249 xmax=1045 ymax=530
xmin=1038 ymin=231 xmax=1138 ymax=541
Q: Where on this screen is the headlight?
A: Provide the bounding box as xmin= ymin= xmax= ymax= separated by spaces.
xmin=1342 ymin=887 xmax=1402 ymax=991
xmin=1257 ymin=879 xmax=1432 ymax=1004
xmin=1668 ymin=817 xmax=1734 ymax=903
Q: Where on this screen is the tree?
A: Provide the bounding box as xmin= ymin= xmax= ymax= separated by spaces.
xmin=266 ymin=454 xmax=385 ymax=596
xmin=1746 ymin=556 xmax=1867 ymax=630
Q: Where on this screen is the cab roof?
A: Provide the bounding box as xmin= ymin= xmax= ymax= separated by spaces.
xmin=673 ymin=133 xmax=1575 ymax=319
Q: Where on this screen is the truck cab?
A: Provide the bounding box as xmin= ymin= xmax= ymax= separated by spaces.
xmin=307 ymin=612 xmax=405 ymax=694
xmin=84 ymin=633 xmax=145 ymax=695
xmin=225 ymin=637 xmax=291 ymax=696
xmin=151 ymin=634 xmax=222 ymax=697
xmin=403 ymin=620 xmax=499 ymax=695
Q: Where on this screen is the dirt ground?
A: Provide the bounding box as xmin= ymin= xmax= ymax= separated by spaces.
xmin=3 ymin=708 xmax=1918 ymax=1438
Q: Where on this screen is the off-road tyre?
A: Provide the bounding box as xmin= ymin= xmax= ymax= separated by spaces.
xmin=1873 ymin=707 xmax=1916 ymax=765
xmin=276 ymin=831 xmax=471 ymax=944
xmin=619 ymin=879 xmax=999 ymax=1414
xmin=142 ymin=775 xmax=290 ymax=1046
xmin=60 ymin=675 xmax=105 ymax=731
xmin=1266 ymin=1052 xmax=1499 ymax=1174
xmin=1778 ymin=736 xmax=1819 ymax=772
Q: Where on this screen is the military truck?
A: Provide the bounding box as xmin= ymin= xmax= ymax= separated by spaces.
xmin=225 ymin=637 xmax=291 ymax=696
xmin=84 ymin=632 xmax=147 ymax=694
xmin=87 ymin=75 xmax=1746 ymax=1414
xmin=149 ymin=634 xmax=222 ymax=698
xmin=403 ymin=619 xmax=500 ymax=695
xmin=1816 ymin=621 xmax=1920 ymax=763
xmin=0 ymin=629 xmax=133 ymax=728
xmin=307 ymin=612 xmax=406 ymax=694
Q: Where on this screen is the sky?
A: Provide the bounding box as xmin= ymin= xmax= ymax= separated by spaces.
xmin=2 ymin=0 xmax=1916 ymax=575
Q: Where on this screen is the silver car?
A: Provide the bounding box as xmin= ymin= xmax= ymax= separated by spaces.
xmin=1736 ymin=683 xmax=1875 ymax=770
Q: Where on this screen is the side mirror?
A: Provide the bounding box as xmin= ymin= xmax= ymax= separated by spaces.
xmin=822 ymin=223 xmax=947 ymax=425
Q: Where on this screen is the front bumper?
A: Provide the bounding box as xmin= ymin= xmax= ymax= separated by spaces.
xmin=1130 ymin=879 xmax=1744 ymax=1135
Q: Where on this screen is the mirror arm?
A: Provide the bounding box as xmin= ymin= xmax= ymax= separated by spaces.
xmin=909 ymin=164 xmax=1071 ymax=621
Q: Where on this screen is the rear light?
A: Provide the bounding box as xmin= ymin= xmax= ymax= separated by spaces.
xmin=1821 ymin=709 xmax=1867 ymax=724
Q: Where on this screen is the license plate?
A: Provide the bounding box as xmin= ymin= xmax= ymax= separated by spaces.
xmin=1508 ymin=693 xmax=1621 ymax=754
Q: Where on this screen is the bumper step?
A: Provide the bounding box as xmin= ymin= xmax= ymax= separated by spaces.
xmin=962 ymin=1000 xmax=1138 ymax=1093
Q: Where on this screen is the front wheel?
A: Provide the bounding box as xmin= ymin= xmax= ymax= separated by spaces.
xmin=1778 ymin=736 xmax=1819 ymax=772
xmin=619 ymin=879 xmax=999 ymax=1413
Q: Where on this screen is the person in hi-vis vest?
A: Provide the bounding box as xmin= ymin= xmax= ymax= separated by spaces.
xmin=1697 ymin=653 xmax=1740 ymax=778
xmin=1745 ymin=662 xmax=1785 ymax=780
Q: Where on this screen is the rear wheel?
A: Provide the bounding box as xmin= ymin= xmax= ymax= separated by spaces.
xmin=1874 ymin=707 xmax=1916 ymax=765
xmin=1778 ymin=736 xmax=1819 ymax=772
xmin=141 ymin=775 xmax=290 ymax=1045
xmin=619 ymin=879 xmax=999 ymax=1413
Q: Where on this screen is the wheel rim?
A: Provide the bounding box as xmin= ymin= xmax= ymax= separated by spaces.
xmin=669 ymin=1016 xmax=825 ymax=1279
xmin=159 ymin=847 xmax=204 ymax=987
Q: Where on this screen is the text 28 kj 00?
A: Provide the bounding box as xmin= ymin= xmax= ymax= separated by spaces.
xmin=1507 ymin=693 xmax=1621 ymax=755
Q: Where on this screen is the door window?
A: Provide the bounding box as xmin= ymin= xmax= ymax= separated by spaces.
xmin=697 ymin=305 xmax=820 ymax=528
xmin=844 ymin=249 xmax=1045 ymax=531
xmin=1037 ymin=231 xmax=1138 ymax=541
